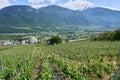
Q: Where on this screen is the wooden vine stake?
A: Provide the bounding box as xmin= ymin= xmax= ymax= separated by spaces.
xmin=114 ymin=70 xmax=118 ymax=80
xmin=23 ymin=53 xmax=26 ymax=71
xmin=0 ymin=60 xmax=2 ymax=74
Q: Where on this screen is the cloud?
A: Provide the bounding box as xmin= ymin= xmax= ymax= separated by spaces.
xmin=48 ymin=0 xmax=58 ymax=4
xmin=10 ymin=0 xmax=18 ymax=3
xmin=61 ymin=0 xmax=94 ymax=10
xmin=28 ymin=0 xmax=44 ymax=4
xmin=28 ymin=0 xmax=94 ymax=10
xmin=11 ymin=0 xmax=17 ymax=2
xmin=0 ymin=0 xmax=11 ymax=9
xmin=31 ymin=4 xmax=47 ymax=9
xmin=28 ymin=0 xmax=59 ymax=8
xmin=100 ymin=6 xmax=120 ymax=11
xmin=28 ymin=0 xmax=58 ymax=5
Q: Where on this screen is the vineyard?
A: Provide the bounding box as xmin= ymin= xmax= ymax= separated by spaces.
xmin=0 ymin=41 xmax=120 ymax=80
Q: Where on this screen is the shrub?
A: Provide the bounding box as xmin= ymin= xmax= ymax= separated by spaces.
xmin=47 ymin=36 xmax=62 ymax=45
xmin=91 ymin=29 xmax=120 ymax=41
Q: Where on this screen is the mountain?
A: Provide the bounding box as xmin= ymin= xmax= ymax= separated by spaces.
xmin=0 ymin=5 xmax=39 ymax=33
xmin=0 ymin=5 xmax=38 ymax=26
xmin=37 ymin=5 xmax=89 ymax=26
xmin=0 ymin=5 xmax=120 ymax=33
xmin=82 ymin=7 xmax=120 ymax=28
xmin=0 ymin=5 xmax=90 ymax=33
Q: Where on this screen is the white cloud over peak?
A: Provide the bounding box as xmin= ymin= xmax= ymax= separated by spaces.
xmin=28 ymin=0 xmax=59 ymax=8
xmin=28 ymin=0 xmax=44 ymax=4
xmin=100 ymin=6 xmax=120 ymax=11
xmin=31 ymin=4 xmax=47 ymax=9
xmin=61 ymin=0 xmax=94 ymax=10
xmin=28 ymin=0 xmax=94 ymax=10
xmin=49 ymin=0 xmax=57 ymax=4
xmin=28 ymin=0 xmax=58 ymax=5
xmin=0 ymin=0 xmax=11 ymax=9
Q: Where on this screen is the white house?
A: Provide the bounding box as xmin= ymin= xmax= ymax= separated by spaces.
xmin=1 ymin=41 xmax=13 ymax=46
xmin=28 ymin=36 xmax=37 ymax=44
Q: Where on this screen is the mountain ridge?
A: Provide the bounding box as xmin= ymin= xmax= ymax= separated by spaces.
xmin=0 ymin=5 xmax=120 ymax=33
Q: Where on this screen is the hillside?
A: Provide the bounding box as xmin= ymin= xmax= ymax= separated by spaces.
xmin=82 ymin=7 xmax=120 ymax=28
xmin=0 ymin=5 xmax=120 ymax=33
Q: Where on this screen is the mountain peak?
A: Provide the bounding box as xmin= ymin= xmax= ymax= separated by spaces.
xmin=0 ymin=5 xmax=35 ymax=14
xmin=1 ymin=5 xmax=34 ymax=10
xmin=47 ymin=5 xmax=60 ymax=7
xmin=40 ymin=5 xmax=65 ymax=9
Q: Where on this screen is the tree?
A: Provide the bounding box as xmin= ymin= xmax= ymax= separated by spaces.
xmin=114 ymin=30 xmax=120 ymax=40
xmin=48 ymin=36 xmax=62 ymax=45
xmin=91 ymin=29 xmax=120 ymax=41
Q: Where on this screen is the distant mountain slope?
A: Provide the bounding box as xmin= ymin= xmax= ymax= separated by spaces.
xmin=0 ymin=5 xmax=38 ymax=26
xmin=37 ymin=5 xmax=89 ymax=26
xmin=82 ymin=7 xmax=120 ymax=28
xmin=0 ymin=5 xmax=120 ymax=33
xmin=0 ymin=5 xmax=90 ymax=33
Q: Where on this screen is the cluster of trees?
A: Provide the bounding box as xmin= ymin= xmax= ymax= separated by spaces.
xmin=91 ymin=30 xmax=120 ymax=41
xmin=47 ymin=36 xmax=62 ymax=45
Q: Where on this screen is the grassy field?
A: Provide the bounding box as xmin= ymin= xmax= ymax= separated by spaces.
xmin=0 ymin=41 xmax=120 ymax=80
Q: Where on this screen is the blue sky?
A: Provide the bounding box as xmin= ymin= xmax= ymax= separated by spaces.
xmin=88 ymin=0 xmax=120 ymax=10
xmin=0 ymin=0 xmax=120 ymax=10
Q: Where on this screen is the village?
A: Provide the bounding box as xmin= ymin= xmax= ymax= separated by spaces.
xmin=0 ymin=32 xmax=87 ymax=46
xmin=0 ymin=36 xmax=38 ymax=46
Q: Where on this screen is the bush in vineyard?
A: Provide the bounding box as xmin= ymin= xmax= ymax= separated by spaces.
xmin=47 ymin=36 xmax=62 ymax=45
